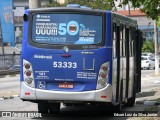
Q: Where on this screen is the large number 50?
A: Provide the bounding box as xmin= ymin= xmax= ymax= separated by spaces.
xmin=58 ymin=23 xmax=67 ymax=35
xmin=58 ymin=21 xmax=79 ymax=36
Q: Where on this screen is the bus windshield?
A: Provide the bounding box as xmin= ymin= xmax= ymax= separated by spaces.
xmin=32 ymin=13 xmax=102 ymax=45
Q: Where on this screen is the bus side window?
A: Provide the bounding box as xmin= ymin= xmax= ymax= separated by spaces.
xmin=113 ymin=23 xmax=116 ymax=40
xmin=125 ymin=26 xmax=129 ymax=57
xmin=120 ymin=24 xmax=123 ymax=57
xmin=113 ymin=22 xmax=117 ymax=58
xmin=132 ymin=27 xmax=136 ymax=56
xmin=129 ymin=27 xmax=132 ymax=57
xmin=129 ymin=26 xmax=135 ymax=56
xmin=123 ymin=25 xmax=126 ymax=57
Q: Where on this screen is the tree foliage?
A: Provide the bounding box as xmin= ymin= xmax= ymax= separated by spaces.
xmin=65 ymin=0 xmax=160 ymax=20
xmin=142 ymin=40 xmax=154 ymax=53
xmin=46 ymin=0 xmax=115 ymax=10
xmin=157 ymin=17 xmax=160 ymax=27
xmin=46 ymin=0 xmax=160 ymax=20
xmin=65 ymin=0 xmax=115 ymax=10
xmin=121 ymin=0 xmax=160 ymax=20
xmin=46 ymin=0 xmax=63 ymax=7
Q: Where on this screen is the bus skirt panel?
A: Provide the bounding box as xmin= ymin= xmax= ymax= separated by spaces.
xmin=20 ymin=82 xmax=112 ymax=102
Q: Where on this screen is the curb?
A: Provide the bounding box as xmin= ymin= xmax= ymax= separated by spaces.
xmin=136 ymin=100 xmax=160 ymax=106
xmin=0 ymin=95 xmax=20 ymax=100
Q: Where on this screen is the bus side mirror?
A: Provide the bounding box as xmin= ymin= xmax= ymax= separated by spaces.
xmin=23 ymin=14 xmax=28 ymax=21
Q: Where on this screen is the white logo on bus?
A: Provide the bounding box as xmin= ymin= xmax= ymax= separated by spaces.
xmin=34 ymin=55 xmax=52 ymax=59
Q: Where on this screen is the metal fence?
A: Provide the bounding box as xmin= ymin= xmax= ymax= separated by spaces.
xmin=0 ymin=54 xmax=20 ymax=70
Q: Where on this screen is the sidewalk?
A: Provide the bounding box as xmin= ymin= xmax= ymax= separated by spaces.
xmin=135 ymin=74 xmax=160 ymax=117
xmin=0 ymin=46 xmax=21 ymax=54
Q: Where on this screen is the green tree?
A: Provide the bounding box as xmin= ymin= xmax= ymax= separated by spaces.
xmin=157 ymin=17 xmax=160 ymax=27
xmin=121 ymin=0 xmax=160 ymax=20
xmin=65 ymin=0 xmax=115 ymax=10
xmin=142 ymin=40 xmax=154 ymax=53
xmin=46 ymin=0 xmax=160 ymax=20
xmin=46 ymin=0 xmax=63 ymax=7
xmin=46 ymin=0 xmax=115 ymax=10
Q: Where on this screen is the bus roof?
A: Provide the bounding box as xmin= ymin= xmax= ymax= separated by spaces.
xmin=27 ymin=7 xmax=106 ymax=13
xmin=112 ymin=12 xmax=137 ymax=25
xmin=26 ymin=7 xmax=137 ymax=25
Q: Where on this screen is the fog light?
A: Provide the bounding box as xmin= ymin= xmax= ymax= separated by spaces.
xmin=98 ymin=79 xmax=106 ymax=86
xmin=25 ymin=78 xmax=33 ymax=84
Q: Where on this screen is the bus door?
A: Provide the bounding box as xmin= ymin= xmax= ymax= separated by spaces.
xmin=135 ymin=29 xmax=142 ymax=92
xmin=125 ymin=27 xmax=130 ymax=98
xmin=115 ymin=24 xmax=121 ymax=103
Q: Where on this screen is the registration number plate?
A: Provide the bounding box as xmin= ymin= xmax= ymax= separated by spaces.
xmin=58 ymin=83 xmax=74 ymax=88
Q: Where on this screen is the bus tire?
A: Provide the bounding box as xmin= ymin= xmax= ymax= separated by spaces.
xmin=125 ymin=83 xmax=136 ymax=107
xmin=38 ymin=102 xmax=48 ymax=114
xmin=48 ymin=103 xmax=60 ymax=114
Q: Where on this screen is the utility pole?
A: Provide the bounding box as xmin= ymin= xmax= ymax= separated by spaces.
xmin=128 ymin=1 xmax=131 ymax=17
xmin=154 ymin=20 xmax=159 ymax=75
xmin=0 ymin=19 xmax=4 ymax=55
xmin=29 ymin=0 xmax=41 ymax=9
xmin=1 ymin=36 xmax=4 ymax=55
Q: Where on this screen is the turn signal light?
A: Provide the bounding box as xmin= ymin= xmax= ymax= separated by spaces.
xmin=24 ymin=63 xmax=31 ymax=69
xmin=101 ymin=65 xmax=108 ymax=71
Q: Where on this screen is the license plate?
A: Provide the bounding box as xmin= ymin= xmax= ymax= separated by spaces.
xmin=58 ymin=83 xmax=74 ymax=88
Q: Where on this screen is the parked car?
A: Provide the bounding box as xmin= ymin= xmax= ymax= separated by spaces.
xmin=9 ymin=65 xmax=20 ymax=71
xmin=141 ymin=56 xmax=155 ymax=69
xmin=141 ymin=52 xmax=154 ymax=57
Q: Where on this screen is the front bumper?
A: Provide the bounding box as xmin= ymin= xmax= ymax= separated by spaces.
xmin=20 ymin=82 xmax=112 ymax=102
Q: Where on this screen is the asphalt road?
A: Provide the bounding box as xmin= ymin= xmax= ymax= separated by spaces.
xmin=0 ymin=75 xmax=20 ymax=97
xmin=0 ymin=70 xmax=159 ymax=97
xmin=0 ymin=70 xmax=159 ymax=119
xmin=0 ymin=97 xmax=146 ymax=120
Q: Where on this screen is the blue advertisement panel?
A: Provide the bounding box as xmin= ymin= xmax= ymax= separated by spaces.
xmin=0 ymin=0 xmax=15 ymax=46
xmin=32 ymin=14 xmax=102 ymax=45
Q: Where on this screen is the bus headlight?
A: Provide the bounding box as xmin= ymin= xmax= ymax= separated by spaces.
xmin=96 ymin=62 xmax=109 ymax=90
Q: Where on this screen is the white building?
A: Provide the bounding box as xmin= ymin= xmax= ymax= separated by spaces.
xmin=13 ymin=0 xmax=50 ymax=43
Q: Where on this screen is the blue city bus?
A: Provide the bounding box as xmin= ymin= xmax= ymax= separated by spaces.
xmin=20 ymin=6 xmax=142 ymax=113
